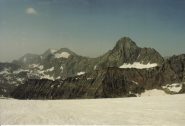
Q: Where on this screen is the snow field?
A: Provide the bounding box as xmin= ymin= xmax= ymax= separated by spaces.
xmin=1 ymin=94 xmax=185 ymax=125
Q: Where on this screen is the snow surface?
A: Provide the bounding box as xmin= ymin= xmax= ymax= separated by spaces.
xmin=54 ymin=52 xmax=70 ymax=59
xmin=77 ymin=71 xmax=85 ymax=75
xmin=119 ymin=62 xmax=158 ymax=69
xmin=162 ymin=83 xmax=183 ymax=93
xmin=1 ymin=94 xmax=185 ymax=125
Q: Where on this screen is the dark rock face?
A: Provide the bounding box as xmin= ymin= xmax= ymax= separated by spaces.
xmin=158 ymin=54 xmax=185 ymax=85
xmin=0 ymin=63 xmax=20 ymax=71
xmin=0 ymin=63 xmax=22 ymax=97
xmin=10 ymin=66 xmax=164 ymax=99
xmin=11 ymin=68 xmax=146 ymax=99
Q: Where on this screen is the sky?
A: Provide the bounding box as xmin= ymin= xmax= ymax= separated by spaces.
xmin=0 ymin=0 xmax=185 ymax=62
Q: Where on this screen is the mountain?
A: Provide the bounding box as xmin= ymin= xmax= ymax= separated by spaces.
xmin=158 ymin=54 xmax=185 ymax=85
xmin=11 ymin=37 xmax=164 ymax=80
xmin=1 ymin=36 xmax=184 ymax=98
xmin=94 ymin=37 xmax=163 ymax=69
xmin=11 ymin=54 xmax=185 ymax=99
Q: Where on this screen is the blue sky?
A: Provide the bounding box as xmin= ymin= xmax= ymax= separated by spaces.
xmin=0 ymin=0 xmax=185 ymax=62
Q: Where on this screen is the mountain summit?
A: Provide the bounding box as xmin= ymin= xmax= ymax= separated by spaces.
xmin=114 ymin=37 xmax=138 ymax=50
xmin=96 ymin=37 xmax=164 ymax=68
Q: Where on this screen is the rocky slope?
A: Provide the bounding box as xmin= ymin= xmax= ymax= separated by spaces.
xmin=11 ymin=54 xmax=185 ymax=99
xmin=0 ymin=63 xmax=25 ymax=97
xmin=11 ymin=68 xmax=145 ymax=99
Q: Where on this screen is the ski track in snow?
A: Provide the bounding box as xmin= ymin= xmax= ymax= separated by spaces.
xmin=1 ymin=94 xmax=185 ymax=125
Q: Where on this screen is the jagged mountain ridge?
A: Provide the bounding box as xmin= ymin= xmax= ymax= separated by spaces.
xmin=2 ymin=36 xmax=182 ymax=98
xmin=12 ymin=37 xmax=164 ymax=80
xmin=11 ymin=54 xmax=185 ymax=99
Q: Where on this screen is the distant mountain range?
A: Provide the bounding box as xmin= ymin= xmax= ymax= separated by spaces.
xmin=0 ymin=37 xmax=184 ymax=98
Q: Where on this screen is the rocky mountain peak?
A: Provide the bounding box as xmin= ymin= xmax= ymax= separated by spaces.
xmin=114 ymin=37 xmax=138 ymax=50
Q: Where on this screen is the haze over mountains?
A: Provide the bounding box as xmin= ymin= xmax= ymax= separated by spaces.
xmin=0 ymin=37 xmax=185 ymax=98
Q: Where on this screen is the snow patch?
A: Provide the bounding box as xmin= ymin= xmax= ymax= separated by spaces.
xmin=94 ymin=65 xmax=97 ymax=70
xmin=132 ymin=80 xmax=139 ymax=85
xmin=17 ymin=78 xmax=24 ymax=82
xmin=119 ymin=62 xmax=158 ymax=69
xmin=56 ymin=76 xmax=61 ymax=79
xmin=60 ymin=66 xmax=63 ymax=73
xmin=38 ymin=65 xmax=44 ymax=70
xmin=60 ymin=66 xmax=63 ymax=70
xmin=54 ymin=52 xmax=70 ymax=59
xmin=36 ymin=70 xmax=44 ymax=74
xmin=162 ymin=83 xmax=183 ymax=93
xmin=137 ymin=54 xmax=140 ymax=59
xmin=139 ymin=89 xmax=167 ymax=97
xmin=13 ymin=69 xmax=28 ymax=74
xmin=28 ymin=69 xmax=55 ymax=81
xmin=0 ymin=68 xmax=9 ymax=74
xmin=40 ymin=74 xmax=54 ymax=81
xmin=87 ymin=78 xmax=93 ymax=80
xmin=46 ymin=67 xmax=54 ymax=72
xmin=29 ymin=64 xmax=43 ymax=70
xmin=29 ymin=64 xmax=39 ymax=68
xmin=77 ymin=72 xmax=85 ymax=76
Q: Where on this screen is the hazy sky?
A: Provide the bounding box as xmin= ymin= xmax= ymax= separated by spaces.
xmin=0 ymin=0 xmax=185 ymax=62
